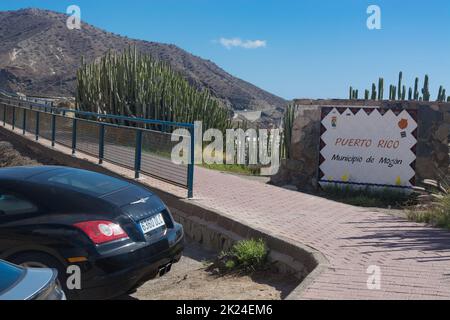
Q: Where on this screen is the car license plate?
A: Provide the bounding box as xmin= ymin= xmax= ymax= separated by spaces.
xmin=140 ymin=213 xmax=165 ymax=234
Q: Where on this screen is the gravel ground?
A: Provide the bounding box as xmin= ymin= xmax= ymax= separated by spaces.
xmin=123 ymin=240 xmax=299 ymax=300
xmin=0 ymin=141 xmax=40 ymax=167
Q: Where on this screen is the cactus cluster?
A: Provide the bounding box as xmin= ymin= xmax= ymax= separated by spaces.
xmin=349 ymin=87 xmax=359 ymax=100
xmin=76 ymin=47 xmax=232 ymax=132
xmin=349 ymin=72 xmax=449 ymax=102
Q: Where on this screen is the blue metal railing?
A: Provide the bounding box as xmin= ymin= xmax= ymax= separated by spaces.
xmin=0 ymin=97 xmax=195 ymax=198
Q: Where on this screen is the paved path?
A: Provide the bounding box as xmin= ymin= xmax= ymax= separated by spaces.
xmin=192 ymin=167 xmax=450 ymax=300
xmin=3 ymin=122 xmax=450 ymax=299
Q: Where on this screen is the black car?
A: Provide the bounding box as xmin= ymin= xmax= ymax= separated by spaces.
xmin=0 ymin=166 xmax=184 ymax=300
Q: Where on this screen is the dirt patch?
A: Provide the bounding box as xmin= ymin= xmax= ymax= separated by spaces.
xmin=124 ymin=240 xmax=298 ymax=300
xmin=0 ymin=130 xmax=62 ymax=167
xmin=0 ymin=141 xmax=41 ymax=167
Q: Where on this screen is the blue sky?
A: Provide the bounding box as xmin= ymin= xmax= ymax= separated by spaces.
xmin=1 ymin=0 xmax=449 ymax=100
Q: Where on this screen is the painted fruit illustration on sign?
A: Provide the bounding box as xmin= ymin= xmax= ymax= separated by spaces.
xmin=398 ymin=119 xmax=408 ymax=130
xmin=398 ymin=118 xmax=408 ymax=138
xmin=331 ymin=116 xmax=337 ymax=128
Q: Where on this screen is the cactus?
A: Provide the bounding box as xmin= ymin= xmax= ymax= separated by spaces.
xmin=350 ymin=73 xmax=447 ymax=102
xmin=378 ymin=78 xmax=384 ymax=100
xmin=349 ymin=86 xmax=353 ymax=100
xmin=76 ymin=47 xmax=231 ymax=133
xmin=413 ymin=77 xmax=419 ymax=100
xmin=389 ymin=85 xmax=397 ymax=100
xmin=437 ymin=86 xmax=447 ymax=102
xmin=371 ymin=83 xmax=377 ymax=100
xmin=398 ymin=72 xmax=403 ymax=100
xmin=282 ymin=104 xmax=297 ymax=159
xmin=438 ymin=86 xmax=443 ymax=101
xmin=422 ymin=75 xmax=430 ymax=101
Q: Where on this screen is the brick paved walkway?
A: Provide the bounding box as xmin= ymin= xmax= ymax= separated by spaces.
xmin=192 ymin=167 xmax=450 ymax=300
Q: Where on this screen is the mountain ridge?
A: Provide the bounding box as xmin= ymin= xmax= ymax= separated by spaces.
xmin=0 ymin=8 xmax=286 ymax=121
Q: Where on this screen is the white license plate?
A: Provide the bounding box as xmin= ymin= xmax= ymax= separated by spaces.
xmin=139 ymin=213 xmax=165 ymax=234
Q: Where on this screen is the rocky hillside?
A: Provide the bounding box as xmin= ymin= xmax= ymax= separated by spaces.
xmin=0 ymin=8 xmax=286 ymax=121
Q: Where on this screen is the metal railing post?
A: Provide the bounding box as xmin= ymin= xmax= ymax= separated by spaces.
xmin=98 ymin=124 xmax=105 ymax=164
xmin=72 ymin=118 xmax=77 ymax=155
xmin=22 ymin=109 xmax=26 ymax=135
xmin=12 ymin=106 xmax=15 ymax=130
xmin=134 ymin=130 xmax=143 ymax=179
xmin=35 ymin=111 xmax=40 ymax=141
xmin=51 ymin=114 xmax=56 ymax=147
xmin=187 ymin=125 xmax=195 ymax=198
xmin=2 ymin=105 xmax=5 ymax=126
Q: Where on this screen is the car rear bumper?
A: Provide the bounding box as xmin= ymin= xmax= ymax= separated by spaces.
xmin=70 ymin=225 xmax=184 ymax=300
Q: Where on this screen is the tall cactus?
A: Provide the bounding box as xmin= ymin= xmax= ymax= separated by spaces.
xmin=378 ymin=78 xmax=384 ymax=100
xmin=413 ymin=77 xmax=419 ymax=100
xmin=422 ymin=74 xmax=430 ymax=101
xmin=282 ymin=104 xmax=297 ymax=159
xmin=437 ymin=86 xmax=447 ymax=102
xmin=389 ymin=85 xmax=397 ymax=100
xmin=349 ymin=72 xmax=447 ymax=102
xmin=397 ymin=72 xmax=403 ymax=100
xmin=371 ymin=83 xmax=377 ymax=100
xmin=438 ymin=86 xmax=443 ymax=101
xmin=76 ymin=47 xmax=231 ymax=133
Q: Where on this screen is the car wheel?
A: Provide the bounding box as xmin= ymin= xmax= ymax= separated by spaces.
xmin=10 ymin=252 xmax=71 ymax=299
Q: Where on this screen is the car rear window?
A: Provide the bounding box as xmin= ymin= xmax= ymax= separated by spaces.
xmin=0 ymin=261 xmax=24 ymax=295
xmin=0 ymin=194 xmax=38 ymax=215
xmin=31 ymin=169 xmax=130 ymax=196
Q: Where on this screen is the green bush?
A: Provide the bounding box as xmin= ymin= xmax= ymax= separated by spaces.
xmin=322 ymin=185 xmax=415 ymax=208
xmin=407 ymin=194 xmax=450 ymax=229
xmin=219 ymin=239 xmax=268 ymax=273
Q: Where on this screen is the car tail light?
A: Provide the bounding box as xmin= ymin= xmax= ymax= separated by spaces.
xmin=74 ymin=221 xmax=129 ymax=244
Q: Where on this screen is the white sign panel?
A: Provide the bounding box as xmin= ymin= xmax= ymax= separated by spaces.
xmin=319 ymin=107 xmax=417 ymax=189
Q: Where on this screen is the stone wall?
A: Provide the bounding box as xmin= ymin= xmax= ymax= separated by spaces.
xmin=271 ymin=99 xmax=450 ymax=191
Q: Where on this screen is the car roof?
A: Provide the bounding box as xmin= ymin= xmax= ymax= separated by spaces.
xmin=0 ymin=166 xmax=62 ymax=181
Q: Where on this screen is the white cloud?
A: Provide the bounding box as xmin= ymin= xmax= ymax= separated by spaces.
xmin=218 ymin=37 xmax=267 ymax=50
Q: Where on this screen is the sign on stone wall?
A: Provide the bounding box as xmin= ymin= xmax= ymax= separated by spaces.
xmin=319 ymin=107 xmax=417 ymax=189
